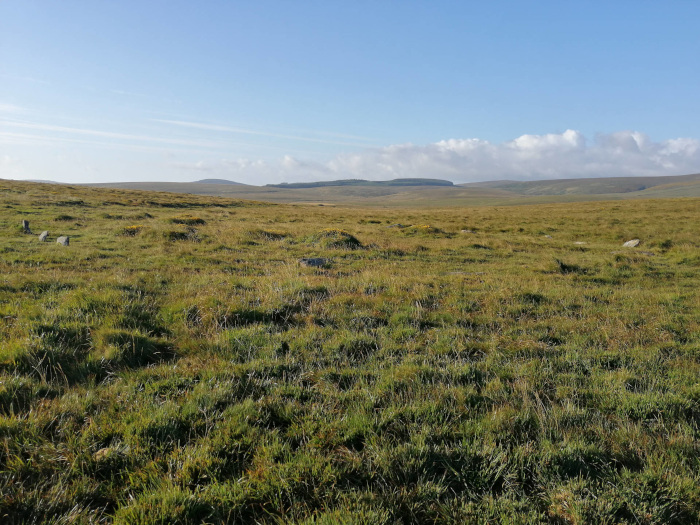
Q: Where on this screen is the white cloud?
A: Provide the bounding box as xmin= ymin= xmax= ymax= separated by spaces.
xmin=153 ymin=118 xmax=377 ymax=148
xmin=172 ymin=158 xmax=268 ymax=173
xmin=4 ymin=123 xmax=699 ymax=184
xmin=0 ymin=103 xmax=25 ymax=114
xmin=177 ymin=129 xmax=700 ymax=184
xmin=0 ymin=120 xmax=229 ymax=149
xmin=0 ymin=154 xmax=22 ymax=178
xmin=319 ymin=130 xmax=700 ymax=182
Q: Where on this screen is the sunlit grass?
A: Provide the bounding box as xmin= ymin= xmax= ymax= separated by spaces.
xmin=1 ymin=179 xmax=699 ymax=523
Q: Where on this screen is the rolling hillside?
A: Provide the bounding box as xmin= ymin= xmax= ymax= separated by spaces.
xmin=266 ymin=178 xmax=454 ymax=189
xmin=85 ymin=172 xmax=700 ymax=207
xmin=462 ymin=172 xmax=700 ymax=196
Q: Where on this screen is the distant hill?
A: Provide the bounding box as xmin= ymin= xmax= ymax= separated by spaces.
xmin=462 ymin=173 xmax=700 ymax=195
xmin=85 ymin=172 xmax=700 ymax=207
xmin=194 ymin=179 xmax=244 ymax=185
xmin=266 ymin=178 xmax=454 ymax=189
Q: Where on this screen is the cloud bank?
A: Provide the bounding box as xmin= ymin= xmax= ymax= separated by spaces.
xmin=174 ymin=130 xmax=700 ymax=184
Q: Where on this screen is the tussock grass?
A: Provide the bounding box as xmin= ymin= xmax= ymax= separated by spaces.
xmin=310 ymin=228 xmax=363 ymax=249
xmin=168 ymin=214 xmax=206 ymax=226
xmin=1 ymin=179 xmax=700 ymax=523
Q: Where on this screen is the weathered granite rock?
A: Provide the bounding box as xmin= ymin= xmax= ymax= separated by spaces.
xmin=573 ymin=241 xmax=587 ymax=245
xmin=299 ymin=257 xmax=328 ymax=268
xmin=623 ymin=239 xmax=640 ymax=248
xmin=22 ymin=220 xmax=31 ymax=234
xmin=57 ymin=236 xmax=69 ymax=246
xmin=38 ymin=231 xmax=49 ymax=242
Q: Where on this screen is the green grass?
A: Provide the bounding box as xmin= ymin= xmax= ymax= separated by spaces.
xmin=1 ymin=179 xmax=700 ymax=523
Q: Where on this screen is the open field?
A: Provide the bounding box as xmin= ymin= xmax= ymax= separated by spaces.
xmin=1 ymin=179 xmax=700 ymax=523
xmin=85 ymin=172 xmax=700 ymax=207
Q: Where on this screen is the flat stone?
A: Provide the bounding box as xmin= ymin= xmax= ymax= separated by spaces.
xmin=573 ymin=241 xmax=587 ymax=245
xmin=623 ymin=239 xmax=640 ymax=248
xmin=461 ymin=229 xmax=476 ymax=234
xmin=299 ymin=257 xmax=328 ymax=268
xmin=56 ymin=236 xmax=69 ymax=246
xmin=543 ymin=235 xmax=553 ymax=239
xmin=38 ymin=231 xmax=49 ymax=242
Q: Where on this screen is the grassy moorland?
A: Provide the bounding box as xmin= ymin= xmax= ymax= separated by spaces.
xmin=88 ymin=172 xmax=700 ymax=206
xmin=1 ymin=179 xmax=700 ymax=524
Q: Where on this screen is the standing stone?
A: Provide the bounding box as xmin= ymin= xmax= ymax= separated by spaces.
xmin=39 ymin=231 xmax=49 ymax=242
xmin=22 ymin=220 xmax=31 ymax=233
xmin=56 ymin=236 xmax=69 ymax=246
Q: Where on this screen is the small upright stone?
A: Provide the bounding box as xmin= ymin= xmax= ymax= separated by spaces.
xmin=623 ymin=239 xmax=640 ymax=248
xmin=38 ymin=231 xmax=49 ymax=242
xmin=56 ymin=236 xmax=69 ymax=246
xmin=22 ymin=219 xmax=31 ymax=234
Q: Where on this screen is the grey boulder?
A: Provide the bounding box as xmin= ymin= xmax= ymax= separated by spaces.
xmin=299 ymin=257 xmax=328 ymax=268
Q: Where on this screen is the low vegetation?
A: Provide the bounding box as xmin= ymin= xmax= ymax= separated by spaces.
xmin=1 ymin=180 xmax=699 ymax=523
xmin=90 ymin=172 xmax=700 ymax=206
xmin=266 ymin=178 xmax=455 ymax=189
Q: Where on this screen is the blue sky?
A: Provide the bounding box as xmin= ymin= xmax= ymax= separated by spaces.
xmin=2 ymin=1 xmax=700 ymax=184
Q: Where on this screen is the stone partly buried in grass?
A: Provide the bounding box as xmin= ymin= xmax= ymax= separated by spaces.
xmin=56 ymin=236 xmax=69 ymax=246
xmin=299 ymin=257 xmax=330 ymax=268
